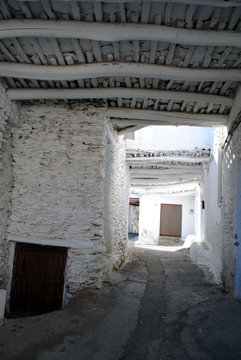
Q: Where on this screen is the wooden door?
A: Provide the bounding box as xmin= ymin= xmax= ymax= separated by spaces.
xmin=160 ymin=204 xmax=182 ymax=237
xmin=10 ymin=243 xmax=67 ymax=315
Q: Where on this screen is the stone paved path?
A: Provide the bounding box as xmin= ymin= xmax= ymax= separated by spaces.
xmin=1 ymin=247 xmax=241 ymax=360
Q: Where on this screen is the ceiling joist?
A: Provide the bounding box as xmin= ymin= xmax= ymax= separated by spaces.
xmin=127 ymin=157 xmax=210 ymax=165
xmin=111 ymin=118 xmax=226 ymax=128
xmin=1 ymin=62 xmax=241 ymax=82
xmin=1 ymin=20 xmax=241 ymax=47
xmin=118 ymin=125 xmax=145 ymax=135
xmin=130 ymin=175 xmax=200 ymax=185
xmin=7 ymin=88 xmax=233 ymax=106
xmin=108 ymin=108 xmax=228 ymax=127
xmin=228 ymin=85 xmax=241 ymax=128
xmin=130 ymin=168 xmax=203 ymax=177
xmin=17 ymin=0 xmax=241 ymax=7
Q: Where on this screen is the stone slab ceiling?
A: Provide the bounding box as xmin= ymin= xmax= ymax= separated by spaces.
xmin=0 ymin=0 xmax=241 ymax=131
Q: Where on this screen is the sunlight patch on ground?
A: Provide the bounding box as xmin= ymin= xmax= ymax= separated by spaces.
xmin=134 ymin=242 xmax=185 ymax=252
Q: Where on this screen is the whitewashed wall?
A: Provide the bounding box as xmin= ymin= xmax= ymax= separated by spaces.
xmin=0 ymin=83 xmax=19 ymax=289
xmin=104 ymin=125 xmax=129 ymax=270
xmin=221 ymin=125 xmax=241 ymax=296
xmin=189 ymin=129 xmax=227 ymax=284
xmin=188 ymin=127 xmax=241 ymax=289
xmin=5 ymin=103 xmax=129 ymax=303
xmin=111 ymin=134 xmax=129 ymax=268
xmin=139 ymin=193 xmax=195 ymax=243
xmin=127 ymin=125 xmax=213 ymax=151
xmin=190 ymin=160 xmax=223 ymax=283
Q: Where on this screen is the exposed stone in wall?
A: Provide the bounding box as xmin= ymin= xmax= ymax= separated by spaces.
xmin=112 ymin=134 xmax=129 ymax=268
xmin=0 ymin=124 xmax=13 ymax=288
xmin=8 ymin=103 xmax=109 ymax=297
xmin=104 ymin=125 xmax=129 ymax=270
xmin=0 ymin=83 xmax=19 ymax=288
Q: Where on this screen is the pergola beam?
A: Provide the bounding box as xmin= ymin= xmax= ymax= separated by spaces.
xmin=108 ymin=109 xmax=228 ymax=127
xmin=7 ymin=88 xmax=233 ymax=106
xmin=1 ymin=62 xmax=241 ymax=83
xmin=1 ymin=20 xmax=241 ymax=47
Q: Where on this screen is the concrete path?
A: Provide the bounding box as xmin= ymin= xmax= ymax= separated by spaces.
xmin=1 ymin=247 xmax=241 ymax=360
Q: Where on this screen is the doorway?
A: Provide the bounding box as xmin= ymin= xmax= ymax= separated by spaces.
xmin=160 ymin=204 xmax=182 ymax=237
xmin=10 ymin=243 xmax=67 ymax=316
xmin=128 ymin=198 xmax=140 ymax=235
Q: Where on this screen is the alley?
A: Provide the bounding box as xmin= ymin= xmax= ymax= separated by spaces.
xmin=1 ymin=247 xmax=241 ymax=360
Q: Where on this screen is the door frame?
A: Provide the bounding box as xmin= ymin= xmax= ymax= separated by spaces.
xmin=6 ymin=241 xmax=68 ymax=314
xmin=159 ymin=203 xmax=182 ymax=237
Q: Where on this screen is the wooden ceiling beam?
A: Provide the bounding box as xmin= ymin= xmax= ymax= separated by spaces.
xmin=118 ymin=125 xmax=144 ymax=135
xmin=111 ymin=118 xmax=225 ymax=128
xmin=130 ymin=175 xmax=201 ymax=185
xmin=1 ymin=19 xmax=241 ymax=47
xmin=130 ymin=168 xmax=203 ymax=177
xmin=16 ymin=0 xmax=241 ymax=7
xmin=7 ymin=87 xmax=233 ymax=106
xmin=108 ymin=108 xmax=228 ymax=127
xmin=2 ymin=62 xmax=241 ymax=82
xmin=127 ymin=156 xmax=210 ymax=165
xmin=228 ymin=85 xmax=241 ymax=128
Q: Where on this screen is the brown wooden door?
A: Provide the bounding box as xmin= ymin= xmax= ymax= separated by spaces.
xmin=10 ymin=243 xmax=67 ymax=315
xmin=160 ymin=204 xmax=182 ymax=237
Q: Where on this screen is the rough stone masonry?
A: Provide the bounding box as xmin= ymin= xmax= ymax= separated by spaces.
xmin=1 ymin=99 xmax=128 ymax=306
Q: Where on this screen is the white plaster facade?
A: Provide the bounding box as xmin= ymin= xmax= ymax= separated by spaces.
xmin=138 ymin=192 xmax=196 ymax=244
xmin=189 ymin=128 xmax=241 ymax=287
xmin=222 ymin=125 xmax=241 ymax=297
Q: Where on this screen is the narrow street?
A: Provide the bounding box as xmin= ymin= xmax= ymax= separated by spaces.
xmin=1 ymin=247 xmax=241 ymax=360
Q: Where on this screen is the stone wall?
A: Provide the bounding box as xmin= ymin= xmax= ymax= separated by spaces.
xmin=111 ymin=133 xmax=129 ymax=268
xmin=6 ymin=102 xmax=129 ymax=302
xmin=104 ymin=125 xmax=129 ymax=270
xmin=0 ymin=83 xmax=19 ymax=288
xmin=7 ymin=103 xmax=109 ymax=299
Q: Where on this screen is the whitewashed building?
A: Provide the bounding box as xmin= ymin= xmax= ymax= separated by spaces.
xmin=0 ymin=0 xmax=241 ymax=315
xmin=127 ymin=126 xmax=213 ymax=243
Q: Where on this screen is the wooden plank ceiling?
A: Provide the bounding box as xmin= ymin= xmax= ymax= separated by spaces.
xmin=1 ymin=0 xmax=240 ymax=186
